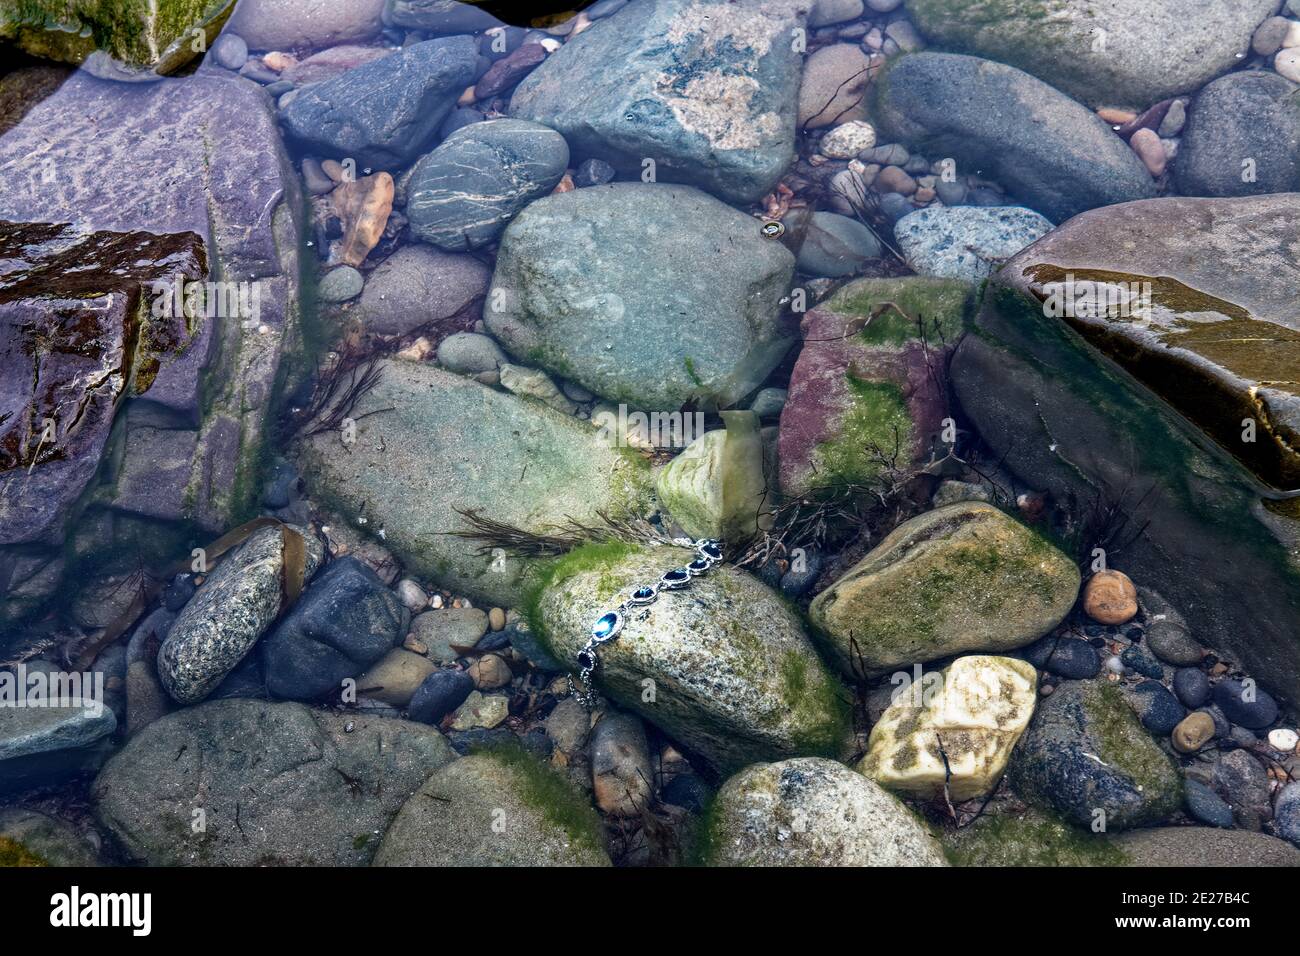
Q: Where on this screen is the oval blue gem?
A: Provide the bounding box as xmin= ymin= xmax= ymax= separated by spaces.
xmin=592 ymin=611 xmax=622 ymax=640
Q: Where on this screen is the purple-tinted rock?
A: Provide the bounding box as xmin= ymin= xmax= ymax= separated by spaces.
xmin=474 ymin=42 xmax=546 ymax=99
xmin=778 ymin=277 xmax=971 ymax=496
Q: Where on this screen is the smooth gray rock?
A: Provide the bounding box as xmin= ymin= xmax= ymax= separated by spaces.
xmin=407 ymin=118 xmax=569 ymax=251
xmin=261 ymin=557 xmax=407 ymax=701
xmin=435 ymin=331 xmax=507 ymax=374
xmin=0 ymin=808 xmax=100 ymax=866
xmin=1175 ymin=71 xmax=1300 ymax=198
xmin=357 ymin=246 xmax=490 ymax=337
xmin=295 ymin=361 xmax=653 ymax=607
xmin=319 ymin=265 xmax=364 ymax=302
xmin=280 ymin=36 xmax=478 ymax=169
xmin=871 ymin=53 xmax=1156 ymax=222
xmin=373 ymin=753 xmax=611 ymax=865
xmin=0 ymin=700 xmax=117 ymax=795
xmin=589 ymin=712 xmax=653 ymax=816
xmin=229 ymin=0 xmax=386 ymax=50
xmin=792 ymin=211 xmax=882 ymax=277
xmin=894 ymin=205 xmax=1052 ymax=281
xmin=704 ymin=758 xmax=947 ymax=866
xmin=157 ymin=525 xmax=325 ymax=705
xmin=903 ymin=0 xmax=1280 ymax=108
xmin=485 ymin=183 xmax=796 ymax=408
xmin=1112 ymin=827 xmax=1300 ymax=866
xmin=93 ymin=699 xmax=455 ymax=865
xmin=510 ymin=0 xmax=804 ymax=203
xmin=385 ymin=0 xmax=503 ymax=33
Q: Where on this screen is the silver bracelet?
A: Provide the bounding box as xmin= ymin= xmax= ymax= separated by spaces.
xmin=574 ymin=538 xmax=724 ymax=707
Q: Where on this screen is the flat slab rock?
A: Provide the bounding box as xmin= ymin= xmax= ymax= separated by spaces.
xmin=509 ymin=0 xmax=804 ymax=204
xmin=93 ymin=699 xmax=456 ymax=866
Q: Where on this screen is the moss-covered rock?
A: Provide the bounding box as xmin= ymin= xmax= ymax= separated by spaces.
xmin=808 ymin=502 xmax=1080 ymax=677
xmin=373 ymin=751 xmax=611 ymax=867
xmin=778 ymin=277 xmax=973 ymax=497
xmin=297 ymin=361 xmax=654 ymax=608
xmin=0 ymin=0 xmax=236 ymax=72
xmin=940 ymin=808 xmax=1129 ymax=867
xmin=530 ymin=542 xmax=850 ymax=773
xmin=702 ymin=757 xmax=948 ymax=866
xmin=859 ymin=655 xmax=1038 ymax=802
xmin=655 ymin=411 xmax=772 ymax=544
xmin=1007 ymin=680 xmax=1182 ymax=832
xmin=0 ymin=808 xmax=99 ymax=866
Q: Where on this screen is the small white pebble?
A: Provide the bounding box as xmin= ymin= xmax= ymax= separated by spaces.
xmin=1268 ymin=728 xmax=1299 ymax=751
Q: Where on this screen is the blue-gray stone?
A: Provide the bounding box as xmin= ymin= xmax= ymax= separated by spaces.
xmin=1121 ymin=644 xmax=1163 ymax=679
xmin=262 ymin=557 xmax=408 ymax=701
xmin=894 ymin=206 xmax=1052 ymax=282
xmin=408 ymin=669 xmax=475 ymax=725
xmin=1185 ymin=779 xmax=1234 ymax=828
xmin=574 ymin=157 xmax=616 ymax=188
xmin=509 ymin=0 xmax=805 ymax=204
xmin=1276 ymin=783 xmax=1300 ymax=847
xmin=485 ymin=183 xmax=796 ymax=408
xmin=407 ymin=118 xmax=569 ymax=251
xmin=878 ymin=192 xmax=914 ymax=222
xmin=0 ymin=702 xmax=117 ymax=795
xmin=1125 ymin=680 xmax=1186 ymax=736
xmin=1022 ymin=635 xmax=1100 ymax=679
xmin=319 ymin=265 xmax=364 ymax=302
xmin=438 ymin=107 xmax=483 ymax=140
xmin=1173 ymin=667 xmax=1210 ymax=708
xmin=871 ymin=52 xmax=1156 ymax=222
xmin=280 ymin=36 xmax=478 ymax=169
xmin=1212 ymin=678 xmax=1279 ymax=729
xmin=793 ymin=211 xmax=882 ymax=278
xmin=385 ymin=0 xmax=502 ymax=34
xmin=211 ymin=32 xmax=248 ymax=71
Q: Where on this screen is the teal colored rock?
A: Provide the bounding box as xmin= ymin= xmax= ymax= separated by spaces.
xmin=903 ymin=0 xmax=1279 ymax=109
xmin=295 ymin=361 xmax=654 ymax=607
xmin=870 ymin=52 xmax=1155 ymax=221
xmin=485 ymin=183 xmax=796 ymax=409
xmin=531 ymin=542 xmax=849 ymax=773
xmin=509 ymin=0 xmax=804 ymax=204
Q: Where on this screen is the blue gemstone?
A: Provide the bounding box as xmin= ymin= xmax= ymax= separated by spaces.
xmin=698 ymin=541 xmax=723 ymax=561
xmin=591 ymin=611 xmax=622 ymax=641
xmin=687 ymin=558 xmax=711 ymax=575
xmin=632 ymin=585 xmax=657 ymax=602
xmin=661 ymin=568 xmax=690 ymax=589
xmin=577 ymin=650 xmax=595 ymax=669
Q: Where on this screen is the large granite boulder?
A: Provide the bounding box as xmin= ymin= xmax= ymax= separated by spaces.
xmin=808 ymin=502 xmax=1080 ymax=678
xmin=94 ymin=699 xmax=456 ymax=865
xmin=870 ymin=52 xmax=1155 ymax=222
xmin=373 ymin=752 xmax=611 ymax=866
xmin=950 ymin=193 xmax=1300 ymax=701
xmin=903 ymin=0 xmax=1280 ymax=109
xmin=279 ymin=36 xmax=478 ymax=170
xmin=509 ymin=0 xmax=804 ymax=204
xmin=296 ymin=361 xmax=654 ymax=608
xmin=0 ymin=70 xmax=304 ymax=633
xmin=859 ymin=655 xmax=1038 ymax=801
xmin=778 ymin=277 xmax=972 ymax=497
xmin=1 ymin=0 xmax=235 ymax=72
xmin=406 ymin=118 xmax=569 ymax=251
xmin=1175 ymin=71 xmax=1300 ymax=198
xmin=1007 ymin=680 xmax=1182 ymax=831
xmin=703 ymin=757 xmax=948 ymax=866
xmin=484 ymin=183 xmax=796 ymax=409
xmin=531 ymin=542 xmax=849 ymax=773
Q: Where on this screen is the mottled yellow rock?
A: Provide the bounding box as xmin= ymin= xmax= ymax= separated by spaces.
xmin=859 ymin=655 xmax=1038 ymax=802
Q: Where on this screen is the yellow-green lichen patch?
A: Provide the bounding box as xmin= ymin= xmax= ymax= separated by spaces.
xmin=827 ymin=276 xmax=974 ymax=347
xmin=0 ymin=836 xmax=49 ymax=867
xmin=815 ymin=376 xmax=913 ymax=486
xmin=941 ymin=809 xmax=1129 ymax=867
xmin=1084 ymin=682 xmax=1182 ymax=810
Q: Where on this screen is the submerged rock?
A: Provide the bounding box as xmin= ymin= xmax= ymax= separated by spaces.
xmin=654 ymin=412 xmax=772 ymax=543
xmin=373 ymin=752 xmax=610 ymax=866
xmin=485 ymin=183 xmax=796 ymax=409
xmin=407 ymin=118 xmax=569 ymax=252
xmin=229 ymin=0 xmax=385 ymax=50
xmin=1111 ymin=827 xmax=1300 ymax=867
xmin=158 ymin=524 xmax=325 ymax=705
xmin=904 ymin=0 xmax=1278 ymax=109
xmin=356 ymin=245 xmax=489 ymax=338
xmin=532 ymin=542 xmax=849 ymax=773
xmin=0 ymin=699 xmax=117 ymax=795
xmin=950 ymin=193 xmax=1300 ymax=700
xmin=94 ymin=700 xmax=455 ymax=865
xmin=870 ymin=53 xmax=1155 ymax=222
xmin=860 ymin=655 xmax=1038 ymax=801
xmin=808 ymin=502 xmax=1080 ymax=677
xmin=778 ymin=277 xmax=972 ymax=497
xmin=509 ymin=0 xmax=804 ymax=204
xmin=279 ymin=36 xmax=478 ymax=169
xmin=1008 ymin=681 xmax=1182 ymax=831
xmin=703 ymin=757 xmax=947 ymax=866
xmin=893 ymin=206 xmax=1052 ymax=282
xmin=296 ymin=361 xmax=653 ymax=608
xmin=0 ymin=808 xmax=100 ymax=866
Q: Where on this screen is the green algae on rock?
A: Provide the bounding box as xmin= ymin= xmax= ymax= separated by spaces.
xmin=374 ymin=751 xmax=611 ymax=867
xmin=0 ymin=0 xmax=236 ymax=73
xmin=778 ymin=276 xmax=973 ymax=497
xmin=809 ymin=502 xmax=1080 ymax=677
xmin=703 ymin=757 xmax=948 ymax=866
xmin=530 ymin=542 xmax=849 ymax=773
xmin=950 ymin=194 xmax=1300 ymax=701
xmin=940 ymin=808 xmax=1128 ymax=867
xmin=296 ymin=360 xmax=654 ymax=609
